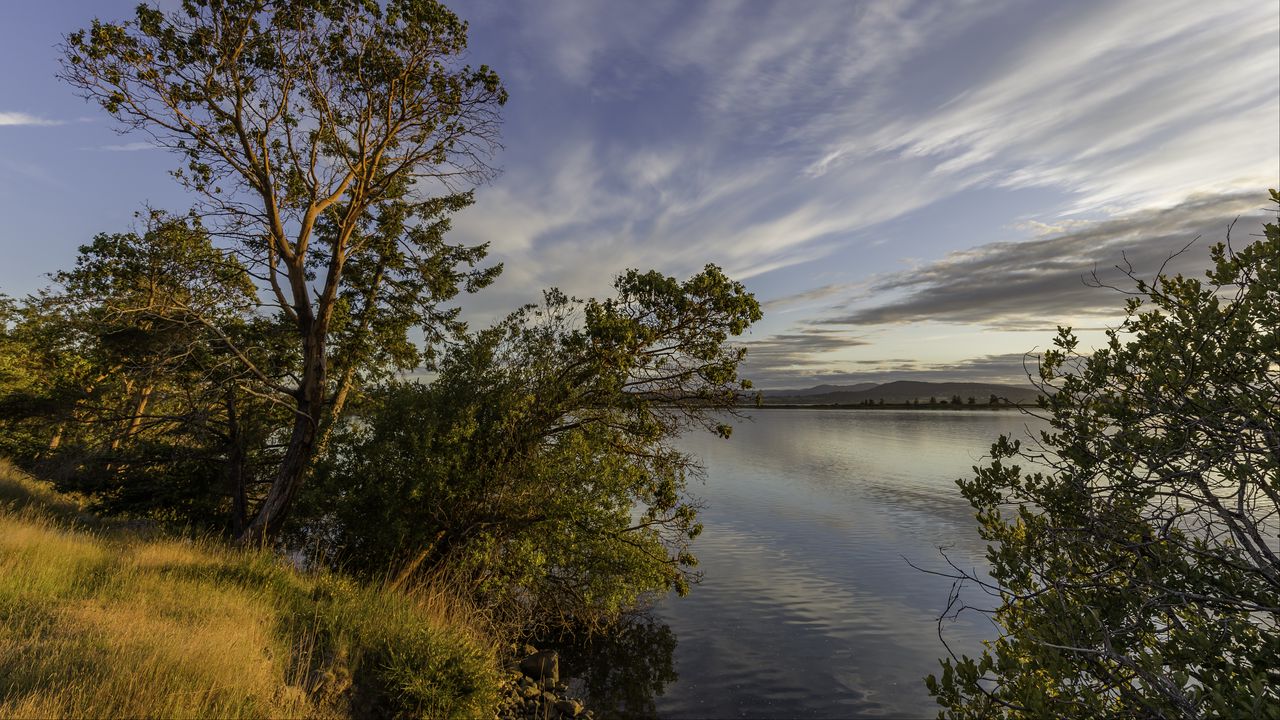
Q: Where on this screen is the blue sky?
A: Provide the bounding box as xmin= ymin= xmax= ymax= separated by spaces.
xmin=1 ymin=0 xmax=1276 ymax=388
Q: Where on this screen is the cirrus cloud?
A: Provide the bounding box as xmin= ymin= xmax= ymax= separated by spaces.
xmin=825 ymin=191 xmax=1269 ymax=330
xmin=0 ymin=111 xmax=64 ymax=127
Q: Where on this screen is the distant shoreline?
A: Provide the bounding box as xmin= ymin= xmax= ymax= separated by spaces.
xmin=746 ymin=402 xmax=1032 ymax=411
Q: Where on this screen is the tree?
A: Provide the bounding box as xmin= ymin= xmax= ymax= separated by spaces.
xmin=295 ymin=265 xmax=761 ymax=629
xmin=928 ymin=191 xmax=1280 ymax=717
xmin=0 ymin=213 xmax=294 ymax=530
xmin=967 ymin=396 xmax=975 ymax=405
xmin=61 ymin=0 xmax=506 ymax=541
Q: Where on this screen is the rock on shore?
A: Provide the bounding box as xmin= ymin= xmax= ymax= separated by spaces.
xmin=495 ymin=650 xmax=593 ymax=720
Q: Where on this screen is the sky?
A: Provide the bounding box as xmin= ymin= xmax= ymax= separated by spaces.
xmin=1 ymin=0 xmax=1276 ymax=389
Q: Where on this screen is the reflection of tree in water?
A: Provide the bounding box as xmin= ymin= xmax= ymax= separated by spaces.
xmin=551 ymin=612 xmax=678 ymax=719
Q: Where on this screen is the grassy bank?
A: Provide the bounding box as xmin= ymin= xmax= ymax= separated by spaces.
xmin=0 ymin=459 xmax=501 ymax=719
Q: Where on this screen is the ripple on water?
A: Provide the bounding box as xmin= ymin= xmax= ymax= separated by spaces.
xmin=631 ymin=410 xmax=1043 ymax=718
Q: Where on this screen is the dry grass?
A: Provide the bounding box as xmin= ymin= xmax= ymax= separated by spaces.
xmin=0 ymin=461 xmax=501 ymax=719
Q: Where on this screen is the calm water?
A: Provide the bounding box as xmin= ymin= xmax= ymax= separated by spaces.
xmin=562 ymin=408 xmax=1048 ymax=719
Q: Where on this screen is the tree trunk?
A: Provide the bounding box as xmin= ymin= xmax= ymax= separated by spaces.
xmin=122 ymin=384 xmax=153 ymax=442
xmin=311 ymin=364 xmax=356 ymax=462
xmin=311 ymin=259 xmax=384 ymax=461
xmin=236 ymin=206 xmax=352 ymax=545
xmin=224 ymin=386 xmax=248 ymax=537
xmin=238 ymin=326 xmax=326 ymax=544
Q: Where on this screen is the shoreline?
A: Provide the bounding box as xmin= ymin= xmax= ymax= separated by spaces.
xmin=745 ymin=402 xmax=1034 ymax=411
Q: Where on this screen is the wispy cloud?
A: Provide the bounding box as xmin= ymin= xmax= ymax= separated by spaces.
xmin=442 ymin=0 xmax=1279 ymax=392
xmin=824 ymin=191 xmax=1268 ymax=329
xmin=0 ymin=111 xmax=64 ymax=127
xmin=452 ymin=137 xmax=958 ymax=329
xmin=96 ymin=142 xmax=156 ymax=152
xmin=452 ymin=1 xmax=1013 ymax=313
xmin=741 ymin=326 xmax=868 ymax=374
xmin=763 ymin=283 xmax=869 ymax=313
xmin=836 ymin=0 xmax=1278 ymax=212
xmin=458 ymin=0 xmax=1275 ymax=326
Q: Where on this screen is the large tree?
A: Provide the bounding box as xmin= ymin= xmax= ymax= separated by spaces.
xmin=928 ymin=191 xmax=1280 ymax=717
xmin=61 ymin=0 xmax=506 ymax=541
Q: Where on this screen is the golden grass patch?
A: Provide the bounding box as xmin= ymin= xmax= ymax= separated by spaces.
xmin=0 ymin=461 xmax=499 ymax=719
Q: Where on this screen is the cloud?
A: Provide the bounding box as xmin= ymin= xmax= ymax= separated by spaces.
xmin=96 ymin=142 xmax=156 ymax=152
xmin=0 ymin=111 xmax=64 ymax=127
xmin=825 ymin=191 xmax=1269 ymax=329
xmin=838 ymin=0 xmax=1279 ymax=212
xmin=456 ymin=1 xmax=1275 ymax=320
xmin=918 ymin=353 xmax=1044 ymax=384
xmin=451 ymin=1 xmax=1011 ymax=314
xmin=763 ymin=282 xmax=873 ymax=313
xmin=737 ymin=326 xmax=867 ymax=388
xmin=451 ymin=135 xmax=961 ymax=330
xmin=448 ymin=1 xmax=1274 ymax=388
xmin=741 ymin=326 xmax=867 ymax=370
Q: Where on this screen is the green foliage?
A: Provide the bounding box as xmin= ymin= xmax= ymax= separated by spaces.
xmin=0 ymin=295 xmax=92 ymax=462
xmin=320 ymin=196 xmax=502 ymax=413
xmin=929 ymin=191 xmax=1280 ymax=718
xmin=61 ymin=0 xmax=505 ymax=208
xmin=296 ymin=265 xmax=761 ymax=630
xmin=0 ymin=213 xmax=292 ymax=530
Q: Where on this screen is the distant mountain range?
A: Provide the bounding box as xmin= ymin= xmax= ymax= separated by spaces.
xmin=769 ymin=382 xmax=880 ymax=397
xmin=759 ymin=380 xmax=1043 ymax=405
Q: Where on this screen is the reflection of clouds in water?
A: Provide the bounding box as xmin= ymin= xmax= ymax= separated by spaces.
xmin=652 ymin=411 xmax=1036 ymax=717
xmin=655 ymin=513 xmax=995 ymax=717
xmin=690 ymin=409 xmax=1042 ymax=483
xmin=681 ymin=409 xmax=1046 ymax=544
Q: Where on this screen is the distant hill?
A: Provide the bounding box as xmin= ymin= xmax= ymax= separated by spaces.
xmin=767 ymin=382 xmax=880 ymax=397
xmin=760 ymin=380 xmax=1042 ymax=405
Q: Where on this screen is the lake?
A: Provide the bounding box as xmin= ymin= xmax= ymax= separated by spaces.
xmin=560 ymin=408 xmax=1049 ymax=719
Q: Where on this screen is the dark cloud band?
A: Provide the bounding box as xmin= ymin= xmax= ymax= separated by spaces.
xmin=825 ymin=191 xmax=1268 ymax=328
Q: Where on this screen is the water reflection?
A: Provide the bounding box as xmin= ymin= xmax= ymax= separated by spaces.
xmin=550 ymin=612 xmax=678 ymax=719
xmin=554 ymin=410 xmax=1046 ymax=718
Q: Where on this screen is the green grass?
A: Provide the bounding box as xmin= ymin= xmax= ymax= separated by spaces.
xmin=0 ymin=459 xmax=501 ymax=719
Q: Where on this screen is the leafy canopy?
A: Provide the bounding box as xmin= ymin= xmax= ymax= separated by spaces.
xmin=929 ymin=191 xmax=1280 ymax=718
xmin=296 ymin=265 xmax=762 ymax=630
